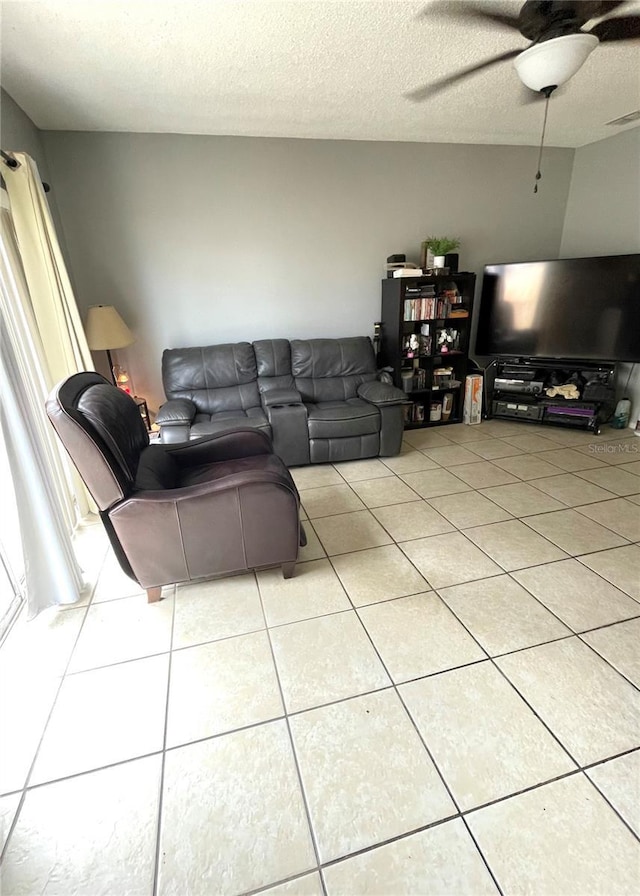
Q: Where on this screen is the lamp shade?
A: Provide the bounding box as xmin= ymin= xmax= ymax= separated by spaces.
xmin=514 ymin=33 xmax=599 ymax=92
xmin=85 ymin=305 xmax=134 ymax=351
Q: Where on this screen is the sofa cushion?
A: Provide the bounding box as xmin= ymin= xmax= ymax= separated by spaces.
xmin=162 ymin=343 xmax=261 ymax=415
xmin=291 ymin=337 xmax=377 ymax=402
xmin=305 ymin=399 xmax=380 ymax=439
xmin=190 ymin=407 xmax=270 ymax=439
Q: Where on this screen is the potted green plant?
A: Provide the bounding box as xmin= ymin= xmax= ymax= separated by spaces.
xmin=422 ymin=237 xmax=460 ymax=271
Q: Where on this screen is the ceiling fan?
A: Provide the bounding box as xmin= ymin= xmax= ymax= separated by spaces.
xmin=408 ymin=0 xmax=640 ymax=101
xmin=407 ymin=1 xmax=640 ymax=191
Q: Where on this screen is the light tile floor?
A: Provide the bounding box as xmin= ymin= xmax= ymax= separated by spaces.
xmin=1 ymin=420 xmax=640 ymax=895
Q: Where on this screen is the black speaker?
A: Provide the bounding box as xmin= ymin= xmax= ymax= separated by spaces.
xmin=445 ymin=253 xmax=459 ymax=272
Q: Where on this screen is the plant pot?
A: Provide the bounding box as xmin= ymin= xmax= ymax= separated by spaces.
xmin=433 ymin=255 xmax=446 ymax=268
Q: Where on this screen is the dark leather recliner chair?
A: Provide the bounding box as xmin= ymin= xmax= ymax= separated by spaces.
xmin=46 ymin=373 xmax=303 ymax=602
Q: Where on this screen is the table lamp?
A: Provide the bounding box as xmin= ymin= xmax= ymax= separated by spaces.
xmin=85 ymin=305 xmax=134 ymax=386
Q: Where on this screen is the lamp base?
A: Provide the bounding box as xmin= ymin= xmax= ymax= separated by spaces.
xmin=106 ymin=348 xmax=117 ymax=386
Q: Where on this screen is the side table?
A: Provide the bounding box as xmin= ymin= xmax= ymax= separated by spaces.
xmin=135 ymin=396 xmax=152 ymax=431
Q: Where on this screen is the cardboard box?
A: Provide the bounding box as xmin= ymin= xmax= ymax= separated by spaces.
xmin=463 ymin=374 xmax=483 ymax=425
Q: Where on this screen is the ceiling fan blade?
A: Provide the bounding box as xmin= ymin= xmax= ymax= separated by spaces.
xmin=589 ymin=15 xmax=640 ymax=40
xmin=406 ymin=49 xmax=522 ymax=102
xmin=518 ymin=1 xmax=630 ymax=40
xmin=418 ymin=1 xmax=522 ymax=32
xmin=570 ymin=1 xmax=628 ymax=25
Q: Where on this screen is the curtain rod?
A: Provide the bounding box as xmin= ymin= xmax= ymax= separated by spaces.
xmin=1 ymin=149 xmax=20 ymax=169
xmin=1 ymin=149 xmax=51 ymax=192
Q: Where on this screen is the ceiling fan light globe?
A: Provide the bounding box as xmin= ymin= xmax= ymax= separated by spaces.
xmin=513 ymin=33 xmax=599 ymax=92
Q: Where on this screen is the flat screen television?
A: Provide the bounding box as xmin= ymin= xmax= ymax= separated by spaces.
xmin=475 ymin=254 xmax=640 ymax=363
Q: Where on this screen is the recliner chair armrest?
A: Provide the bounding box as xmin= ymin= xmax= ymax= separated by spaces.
xmin=357 ymin=381 xmax=408 ymax=406
xmin=165 ymin=427 xmax=274 ymax=465
xmin=155 ymin=399 xmax=196 ymax=426
xmin=261 ymin=388 xmax=303 ymax=408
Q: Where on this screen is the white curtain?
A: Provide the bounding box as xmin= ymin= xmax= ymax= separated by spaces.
xmin=0 ymin=152 xmax=94 ymax=616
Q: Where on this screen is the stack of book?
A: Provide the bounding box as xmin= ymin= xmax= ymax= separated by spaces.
xmin=435 ymin=293 xmax=465 ymax=318
xmin=404 ymin=283 xmax=437 ymax=321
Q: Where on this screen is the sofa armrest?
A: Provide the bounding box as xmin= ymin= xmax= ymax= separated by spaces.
xmin=155 ymin=398 xmax=196 ymax=426
xmin=261 ymin=388 xmax=303 ymax=408
xmin=358 ymin=381 xmax=408 ymax=406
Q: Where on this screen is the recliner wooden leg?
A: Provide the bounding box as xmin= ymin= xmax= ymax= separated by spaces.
xmin=282 ymin=562 xmax=296 ymax=579
xmin=146 ymin=587 xmax=162 ymax=603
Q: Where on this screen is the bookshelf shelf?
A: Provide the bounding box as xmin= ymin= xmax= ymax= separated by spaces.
xmin=380 ymin=272 xmax=476 ymax=428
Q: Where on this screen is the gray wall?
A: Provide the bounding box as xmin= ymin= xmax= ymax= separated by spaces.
xmin=41 ymin=131 xmax=574 ymax=411
xmin=1 ymin=88 xmax=51 ymax=180
xmin=560 ymin=127 xmax=640 ymax=427
xmin=560 ymin=127 xmax=640 ymax=258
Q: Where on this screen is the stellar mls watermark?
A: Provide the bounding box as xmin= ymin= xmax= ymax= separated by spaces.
xmin=588 ymin=441 xmax=640 ymax=455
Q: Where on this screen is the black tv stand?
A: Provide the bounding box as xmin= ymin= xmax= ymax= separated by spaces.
xmin=488 ymin=358 xmax=617 ymax=435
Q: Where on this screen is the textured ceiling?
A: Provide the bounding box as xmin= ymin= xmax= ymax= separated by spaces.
xmin=1 ymin=0 xmax=639 ymax=147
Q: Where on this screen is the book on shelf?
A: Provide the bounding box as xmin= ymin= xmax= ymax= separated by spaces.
xmin=404 ymin=297 xmax=437 ymax=321
xmin=435 ymin=296 xmax=464 ymax=318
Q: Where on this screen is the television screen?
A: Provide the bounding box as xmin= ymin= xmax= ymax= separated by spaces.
xmin=475 ymin=254 xmax=640 ymax=363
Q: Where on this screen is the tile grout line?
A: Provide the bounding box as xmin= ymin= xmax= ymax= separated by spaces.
xmin=430 ymin=590 xmax=589 ymax=769
xmin=152 ymin=584 xmax=177 ymax=896
xmin=318 ymin=458 xmax=640 ymax=702
xmin=0 ymin=566 xmax=102 ymax=865
xmin=573 ymin=631 xmax=640 ymax=695
xmin=2 ymin=428 xmax=638 ymax=889
xmin=435 ymin=598 xmax=640 ymax=843
xmin=255 ymin=436 xmax=638 ymax=877
xmin=344 ymin=599 xmax=506 ymax=895
xmin=12 ymin=612 xmax=639 ymax=799
xmin=515 ymin=512 xmax=631 ymax=566
xmin=241 ymin=740 xmax=640 ymax=890
xmin=581 ymin=765 xmax=640 ymax=845
xmin=253 ymin=570 xmax=327 ymax=896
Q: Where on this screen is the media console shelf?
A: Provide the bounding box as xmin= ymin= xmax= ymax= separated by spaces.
xmin=488 ymin=358 xmax=617 ymax=435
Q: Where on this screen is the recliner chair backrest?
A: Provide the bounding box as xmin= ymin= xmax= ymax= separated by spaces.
xmin=291 ymin=337 xmax=377 ymax=403
xmin=46 ymin=372 xmax=149 ymax=511
xmin=162 ymin=343 xmax=261 ymax=415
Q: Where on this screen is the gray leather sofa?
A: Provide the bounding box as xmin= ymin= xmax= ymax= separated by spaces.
xmin=46 ymin=372 xmax=304 ymax=601
xmin=156 ymin=337 xmax=407 ymax=466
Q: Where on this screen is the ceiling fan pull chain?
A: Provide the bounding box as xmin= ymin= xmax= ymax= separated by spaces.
xmin=534 ymin=89 xmax=553 ymax=194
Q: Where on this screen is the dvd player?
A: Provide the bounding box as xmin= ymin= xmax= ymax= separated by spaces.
xmin=492 ymin=399 xmax=544 ymax=421
xmin=494 ymin=377 xmax=544 ymax=395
